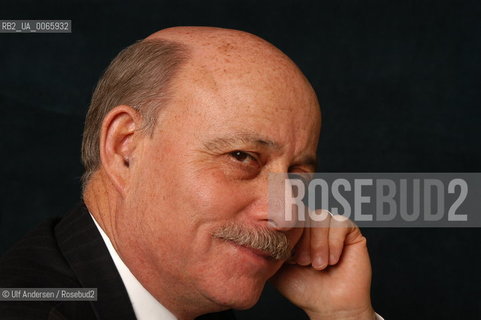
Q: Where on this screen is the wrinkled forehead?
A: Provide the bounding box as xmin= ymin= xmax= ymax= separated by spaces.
xmin=147 ymin=28 xmax=321 ymax=144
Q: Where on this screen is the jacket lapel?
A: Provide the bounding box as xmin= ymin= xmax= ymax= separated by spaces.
xmin=55 ymin=204 xmax=137 ymax=320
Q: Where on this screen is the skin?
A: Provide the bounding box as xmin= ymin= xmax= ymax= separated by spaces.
xmin=83 ymin=27 xmax=376 ymax=320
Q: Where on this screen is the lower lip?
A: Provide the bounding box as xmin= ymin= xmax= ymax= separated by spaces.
xmin=228 ymin=241 xmax=273 ymax=264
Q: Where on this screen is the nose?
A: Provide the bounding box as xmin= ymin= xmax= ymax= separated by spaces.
xmin=269 ymin=173 xmax=305 ymax=231
xmin=248 ymin=172 xmax=301 ymax=232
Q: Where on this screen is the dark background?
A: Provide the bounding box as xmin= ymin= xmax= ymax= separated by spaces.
xmin=1 ymin=1 xmax=480 ymax=319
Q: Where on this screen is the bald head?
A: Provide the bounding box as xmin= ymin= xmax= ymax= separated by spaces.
xmin=146 ymin=26 xmax=282 ymax=57
xmin=146 ymin=27 xmax=316 ymax=105
xmin=81 ymin=26 xmax=319 ymax=188
xmin=145 ymin=26 xmax=288 ymax=64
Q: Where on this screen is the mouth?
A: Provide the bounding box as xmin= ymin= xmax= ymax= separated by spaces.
xmin=221 ymin=239 xmax=275 ymax=262
xmin=238 ymin=243 xmax=274 ymax=259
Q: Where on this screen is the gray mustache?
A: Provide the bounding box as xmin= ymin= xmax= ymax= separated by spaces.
xmin=212 ymin=223 xmax=291 ymax=260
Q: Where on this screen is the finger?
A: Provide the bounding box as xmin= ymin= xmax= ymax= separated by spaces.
xmin=294 ymin=224 xmax=311 ymax=266
xmin=309 ymin=209 xmax=331 ymax=270
xmin=327 ymin=214 xmax=354 ymax=265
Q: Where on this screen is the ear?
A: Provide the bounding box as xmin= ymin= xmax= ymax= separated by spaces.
xmin=99 ymin=105 xmax=143 ymax=197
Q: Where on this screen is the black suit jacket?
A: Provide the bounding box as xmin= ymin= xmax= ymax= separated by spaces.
xmin=0 ymin=204 xmax=235 ymax=320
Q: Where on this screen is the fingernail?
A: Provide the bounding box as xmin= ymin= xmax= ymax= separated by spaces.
xmin=329 ymin=254 xmax=338 ymax=265
xmin=312 ymin=256 xmax=325 ymax=269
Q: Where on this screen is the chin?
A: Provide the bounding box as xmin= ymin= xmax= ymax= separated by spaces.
xmin=211 ymin=290 xmax=263 ymax=310
xmin=199 ymin=277 xmax=266 ymax=311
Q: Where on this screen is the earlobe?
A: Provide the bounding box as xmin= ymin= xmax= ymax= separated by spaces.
xmin=99 ymin=105 xmax=142 ymax=196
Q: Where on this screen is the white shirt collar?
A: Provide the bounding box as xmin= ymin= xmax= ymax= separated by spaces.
xmin=90 ymin=213 xmax=177 ymax=320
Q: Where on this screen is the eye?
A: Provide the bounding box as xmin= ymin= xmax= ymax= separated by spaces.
xmin=225 ymin=150 xmax=262 ymax=179
xmin=229 ymin=150 xmax=254 ymax=163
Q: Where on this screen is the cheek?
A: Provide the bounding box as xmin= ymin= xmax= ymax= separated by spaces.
xmin=128 ymin=160 xmax=253 ymax=247
xmin=126 ymin=140 xmax=256 ymax=256
xmin=179 ymin=167 xmax=255 ymax=224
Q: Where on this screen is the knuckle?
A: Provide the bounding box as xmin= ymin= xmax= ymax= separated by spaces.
xmin=329 ymin=238 xmax=344 ymax=250
xmin=310 ymin=243 xmax=327 ymax=254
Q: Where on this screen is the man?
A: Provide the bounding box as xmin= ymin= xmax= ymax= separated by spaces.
xmin=0 ymin=27 xmax=381 ymax=319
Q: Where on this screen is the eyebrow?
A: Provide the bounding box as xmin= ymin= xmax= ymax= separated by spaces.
xmin=203 ymin=132 xmax=318 ymax=170
xmin=203 ymin=133 xmax=281 ymax=152
xmin=291 ymin=155 xmax=318 ymax=172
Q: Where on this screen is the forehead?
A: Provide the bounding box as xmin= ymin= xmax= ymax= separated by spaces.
xmin=174 ymin=42 xmax=318 ymax=112
xmin=155 ymin=36 xmax=321 ymax=156
xmin=148 ymin=29 xmax=320 ymax=121
xmin=194 ymin=41 xmax=305 ymax=94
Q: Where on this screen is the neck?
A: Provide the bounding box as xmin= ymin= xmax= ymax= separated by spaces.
xmin=82 ymin=171 xmax=227 ymax=320
xmin=83 ymin=171 xmax=123 ymax=252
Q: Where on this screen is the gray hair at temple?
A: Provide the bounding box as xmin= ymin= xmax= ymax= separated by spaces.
xmin=80 ymin=39 xmax=189 ymax=188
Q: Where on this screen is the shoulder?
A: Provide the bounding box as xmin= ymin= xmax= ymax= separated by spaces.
xmin=0 ymin=208 xmax=95 ymax=319
xmin=0 ymin=217 xmax=77 ymax=288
